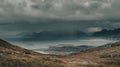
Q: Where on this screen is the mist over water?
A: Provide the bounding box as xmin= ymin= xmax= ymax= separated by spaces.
xmin=9 ymin=38 xmax=117 ymax=49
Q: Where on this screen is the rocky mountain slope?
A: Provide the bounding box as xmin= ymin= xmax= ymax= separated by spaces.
xmin=0 ymin=39 xmax=120 ymax=67
xmin=69 ymin=41 xmax=120 ymax=67
xmin=0 ymin=39 xmax=67 ymax=67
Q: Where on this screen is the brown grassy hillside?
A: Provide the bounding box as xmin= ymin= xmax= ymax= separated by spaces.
xmin=67 ymin=41 xmax=120 ymax=67
xmin=0 ymin=39 xmax=67 ymax=67
xmin=0 ymin=39 xmax=120 ymax=67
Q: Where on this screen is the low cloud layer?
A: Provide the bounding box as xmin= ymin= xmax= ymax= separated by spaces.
xmin=0 ymin=0 xmax=120 ymax=41
xmin=0 ymin=20 xmax=120 ymax=40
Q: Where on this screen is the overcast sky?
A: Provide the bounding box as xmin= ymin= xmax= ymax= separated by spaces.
xmin=0 ymin=0 xmax=120 ymax=40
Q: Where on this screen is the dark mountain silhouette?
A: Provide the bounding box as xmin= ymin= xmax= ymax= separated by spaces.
xmin=20 ymin=30 xmax=88 ymax=41
xmin=93 ymin=28 xmax=120 ymax=39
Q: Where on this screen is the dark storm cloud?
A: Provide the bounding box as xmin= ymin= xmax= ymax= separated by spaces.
xmin=0 ymin=0 xmax=120 ymax=20
xmin=0 ymin=0 xmax=120 ymax=40
xmin=0 ymin=20 xmax=120 ymax=33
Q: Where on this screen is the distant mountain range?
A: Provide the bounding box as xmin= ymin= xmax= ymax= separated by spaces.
xmin=19 ymin=30 xmax=88 ymax=41
xmin=22 ymin=28 xmax=120 ymax=41
xmin=92 ymin=28 xmax=120 ymax=39
xmin=7 ymin=28 xmax=120 ymax=41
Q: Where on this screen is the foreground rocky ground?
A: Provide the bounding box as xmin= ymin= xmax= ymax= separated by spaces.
xmin=0 ymin=39 xmax=120 ymax=67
